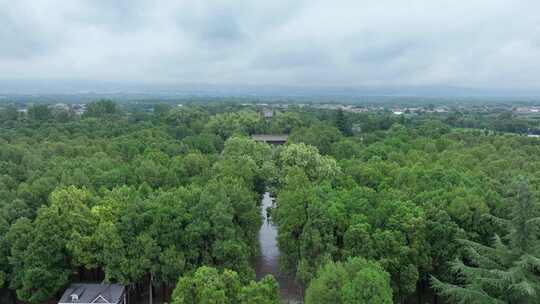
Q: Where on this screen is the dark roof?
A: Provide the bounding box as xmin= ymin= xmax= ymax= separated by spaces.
xmin=251 ymin=134 xmax=288 ymax=142
xmin=58 ymin=283 xmax=125 ymax=304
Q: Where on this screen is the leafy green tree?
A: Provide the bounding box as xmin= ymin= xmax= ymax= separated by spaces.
xmin=27 ymin=104 xmax=52 ymax=122
xmin=171 ymin=266 xmax=279 ymax=304
xmin=289 ymin=124 xmax=343 ymax=155
xmin=84 ymin=100 xmax=118 ymax=118
xmin=178 ymin=152 xmax=210 ymax=182
xmin=417 ymin=120 xmax=450 ymax=138
xmin=305 ymin=257 xmax=393 ymax=304
xmin=214 ymin=136 xmax=275 ymax=194
xmin=0 ymin=216 xmax=9 ymax=287
xmin=330 ymin=139 xmax=362 ymax=160
xmin=53 ymin=107 xmax=74 ymax=122
xmin=0 ymin=105 xmax=19 ymax=121
xmin=172 ymin=266 xmax=240 ymax=304
xmin=5 ymin=218 xmax=33 ymax=290
xmin=432 ymin=177 xmax=540 ymax=303
xmin=273 ymin=171 xmax=336 ymax=281
xmin=335 ymin=109 xmax=352 ymax=136
xmin=239 ymin=276 xmax=280 ymax=304
xmin=422 ymin=205 xmax=466 ymax=297
xmin=182 ymin=133 xmax=222 ymax=154
xmin=268 ymin=111 xmax=305 ymax=134
xmin=166 ymin=107 xmax=208 ymax=131
xmin=204 ymin=110 xmax=263 ymax=140
xmin=8 ymin=187 xmax=94 ymax=303
xmin=153 ymin=103 xmax=172 ymax=119
xmin=222 ymin=136 xmax=272 ymax=168
xmin=278 ymin=143 xmax=339 ymax=182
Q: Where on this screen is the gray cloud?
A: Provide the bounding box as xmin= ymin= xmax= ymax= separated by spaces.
xmin=177 ymin=5 xmax=246 ymax=47
xmin=1 ymin=0 xmax=540 ymax=92
xmin=0 ymin=4 xmax=58 ymax=58
xmin=0 ymin=18 xmax=46 ymax=58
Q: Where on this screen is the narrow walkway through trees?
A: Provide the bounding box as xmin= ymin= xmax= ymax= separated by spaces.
xmin=255 ymin=192 xmax=303 ymax=303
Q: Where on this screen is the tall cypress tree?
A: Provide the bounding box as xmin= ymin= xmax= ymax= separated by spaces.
xmin=432 ymin=177 xmax=540 ymax=303
xmin=335 ymin=109 xmax=352 ymax=136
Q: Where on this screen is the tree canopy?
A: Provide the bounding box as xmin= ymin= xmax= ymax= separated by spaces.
xmin=1 ymin=101 xmax=540 ymax=303
xmin=432 ymin=177 xmax=540 ymax=303
xmin=171 ymin=266 xmax=279 ymax=304
xmin=305 ymin=257 xmax=393 ymax=304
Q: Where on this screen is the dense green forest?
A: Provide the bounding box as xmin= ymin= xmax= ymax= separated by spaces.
xmin=0 ymin=100 xmax=539 ymax=304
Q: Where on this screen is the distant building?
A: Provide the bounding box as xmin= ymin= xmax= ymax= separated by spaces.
xmin=72 ymin=104 xmax=86 ymax=116
xmin=53 ymin=103 xmax=69 ymax=111
xmin=263 ymin=109 xmax=274 ymax=119
xmin=346 ymin=107 xmax=369 ymax=113
xmin=434 ymin=107 xmax=449 ymax=113
xmin=58 ymin=283 xmax=126 ymax=304
xmin=251 ymin=134 xmax=288 ymax=145
xmin=515 ymin=107 xmax=540 ymax=114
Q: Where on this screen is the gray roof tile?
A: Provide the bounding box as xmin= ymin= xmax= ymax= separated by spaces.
xmin=58 ymin=283 xmax=125 ymax=304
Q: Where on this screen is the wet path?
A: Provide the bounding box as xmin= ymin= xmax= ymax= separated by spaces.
xmin=255 ymin=192 xmax=303 ymax=303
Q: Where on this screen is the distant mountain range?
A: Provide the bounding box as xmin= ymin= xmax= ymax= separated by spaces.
xmin=0 ymin=79 xmax=539 ymax=103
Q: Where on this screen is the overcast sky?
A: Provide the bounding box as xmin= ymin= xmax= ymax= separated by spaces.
xmin=1 ymin=0 xmax=539 ymax=92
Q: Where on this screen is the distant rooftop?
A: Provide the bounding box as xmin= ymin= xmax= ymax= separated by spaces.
xmin=263 ymin=110 xmax=274 ymax=118
xmin=251 ymin=134 xmax=288 ymax=144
